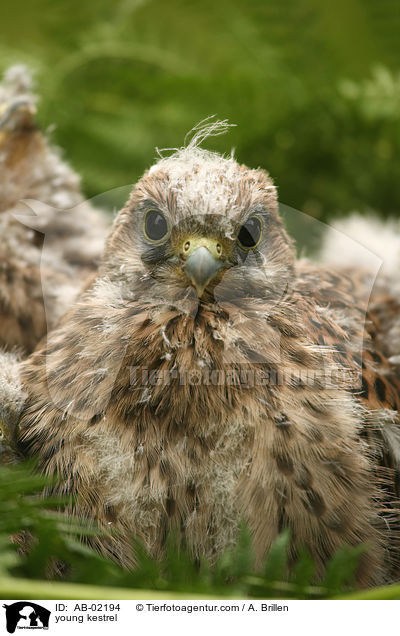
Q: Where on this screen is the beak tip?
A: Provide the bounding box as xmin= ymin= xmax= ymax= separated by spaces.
xmin=183 ymin=246 xmax=223 ymax=296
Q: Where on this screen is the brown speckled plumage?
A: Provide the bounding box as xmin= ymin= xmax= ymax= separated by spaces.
xmin=14 ymin=137 xmax=400 ymax=587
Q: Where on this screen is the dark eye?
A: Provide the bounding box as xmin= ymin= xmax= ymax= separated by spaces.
xmin=143 ymin=209 xmax=169 ymax=243
xmin=237 ymin=216 xmax=263 ymax=250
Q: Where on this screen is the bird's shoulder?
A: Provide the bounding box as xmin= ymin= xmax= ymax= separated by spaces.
xmin=295 ymin=259 xmax=400 ymax=504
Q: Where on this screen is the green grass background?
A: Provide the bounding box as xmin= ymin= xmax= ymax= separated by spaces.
xmin=1 ymin=0 xmax=400 ymax=220
xmin=1 ymin=0 xmax=400 ymax=599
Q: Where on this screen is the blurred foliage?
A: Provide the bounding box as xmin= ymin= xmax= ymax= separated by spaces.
xmin=1 ymin=0 xmax=400 ymax=219
xmin=1 ymin=0 xmax=400 ymax=600
xmin=0 ymin=461 xmax=389 ymax=600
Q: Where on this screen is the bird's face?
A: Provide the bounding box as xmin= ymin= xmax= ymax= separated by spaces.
xmin=103 ymin=149 xmax=295 ymax=313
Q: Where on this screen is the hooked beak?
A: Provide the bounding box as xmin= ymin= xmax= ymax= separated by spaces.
xmin=0 ymin=100 xmax=36 ymax=133
xmin=184 ymin=246 xmax=225 ymax=297
xmin=177 ymin=236 xmax=229 ymax=297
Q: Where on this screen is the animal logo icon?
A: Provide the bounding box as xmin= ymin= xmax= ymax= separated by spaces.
xmin=2 ymin=602 xmax=50 ymax=633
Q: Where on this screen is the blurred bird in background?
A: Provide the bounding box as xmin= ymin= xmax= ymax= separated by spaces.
xmin=321 ymin=214 xmax=400 ymax=371
xmin=0 ymin=66 xmax=109 ymax=461
xmin=0 ymin=65 xmax=109 ymax=353
xmin=1 ymin=68 xmax=400 ymax=587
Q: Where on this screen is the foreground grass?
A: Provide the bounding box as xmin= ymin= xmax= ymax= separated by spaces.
xmin=0 ymin=462 xmax=399 ymax=601
xmin=1 ymin=576 xmax=400 ymax=601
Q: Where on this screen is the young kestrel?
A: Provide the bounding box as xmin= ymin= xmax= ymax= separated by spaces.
xmin=11 ymin=127 xmax=400 ymax=587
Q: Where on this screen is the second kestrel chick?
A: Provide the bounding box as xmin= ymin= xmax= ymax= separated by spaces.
xmin=0 ymin=65 xmax=110 ymax=353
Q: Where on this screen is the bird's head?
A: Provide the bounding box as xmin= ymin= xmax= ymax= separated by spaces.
xmin=102 ymin=146 xmax=296 ymax=314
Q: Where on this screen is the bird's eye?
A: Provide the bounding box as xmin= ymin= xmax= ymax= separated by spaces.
xmin=143 ymin=209 xmax=169 ymax=243
xmin=237 ymin=216 xmax=263 ymax=250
